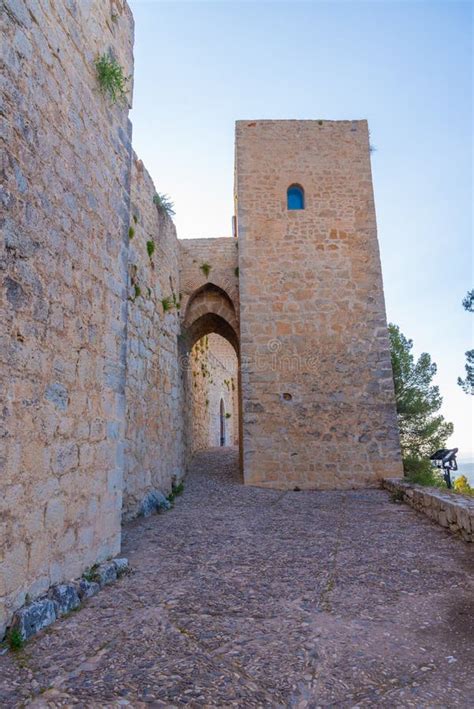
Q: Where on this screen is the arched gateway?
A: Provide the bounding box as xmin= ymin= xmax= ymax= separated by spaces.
xmin=178 ymin=238 xmax=241 ymax=470
xmin=181 ymin=283 xmax=239 ymax=355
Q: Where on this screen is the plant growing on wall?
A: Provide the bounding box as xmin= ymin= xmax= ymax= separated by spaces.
xmin=225 ymin=412 xmax=231 ymax=419
xmin=94 ymin=53 xmax=128 ymax=104
xmin=167 ymin=481 xmax=184 ymax=505
xmin=146 ymin=240 xmax=155 ymax=258
xmin=161 ymin=296 xmax=172 ymax=312
xmin=7 ymin=628 xmax=24 ymax=651
xmin=172 ymin=291 xmax=181 ymax=311
xmin=153 ymin=193 xmax=175 ymax=217
xmin=128 ymin=226 xmax=135 ymax=239
xmin=200 ymin=262 xmax=211 ymax=278
xmin=234 ymin=267 xmax=239 ymax=277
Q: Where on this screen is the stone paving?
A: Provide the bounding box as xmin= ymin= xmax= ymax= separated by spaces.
xmin=1 ymin=447 xmax=473 ymax=707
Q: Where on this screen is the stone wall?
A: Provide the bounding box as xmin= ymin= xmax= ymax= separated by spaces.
xmin=189 ymin=334 xmax=238 ymax=452
xmin=235 ymin=120 xmax=402 ymax=489
xmin=122 ymin=155 xmax=185 ymax=519
xmin=384 ymin=479 xmax=474 ymax=542
xmin=179 ymin=237 xmax=239 ymax=321
xmin=0 ymin=1 xmax=405 ymax=636
xmin=0 ymin=0 xmax=134 ymax=634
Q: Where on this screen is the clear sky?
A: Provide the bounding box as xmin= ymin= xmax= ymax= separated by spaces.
xmin=129 ymin=0 xmax=473 ymax=458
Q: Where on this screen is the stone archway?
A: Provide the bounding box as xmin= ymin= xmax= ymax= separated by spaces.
xmin=180 ymin=283 xmax=242 ymax=475
xmin=181 ymin=283 xmax=239 ymax=354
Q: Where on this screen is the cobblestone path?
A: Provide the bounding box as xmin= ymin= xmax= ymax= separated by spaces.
xmin=1 ymin=448 xmax=473 ymax=707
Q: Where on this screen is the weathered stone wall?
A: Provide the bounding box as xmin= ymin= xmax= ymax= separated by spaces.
xmin=189 ymin=334 xmax=238 ymax=452
xmin=384 ymin=479 xmax=474 ymax=542
xmin=179 ymin=237 xmax=239 ymax=321
xmin=122 ymin=155 xmax=185 ymax=519
xmin=0 ymin=2 xmax=405 ymax=638
xmin=208 ymin=334 xmax=239 ymax=447
xmin=0 ymin=0 xmax=134 ymax=634
xmin=235 ymin=120 xmax=402 ymax=489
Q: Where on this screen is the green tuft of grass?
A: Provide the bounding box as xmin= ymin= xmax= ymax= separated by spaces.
xmin=132 ymin=214 xmax=138 ymax=224
xmin=82 ymin=564 xmax=100 ymax=583
xmin=225 ymin=412 xmax=231 ymax=419
xmin=200 ymin=262 xmax=211 ymax=278
xmin=146 ymin=240 xmax=155 ymax=258
xmin=167 ymin=480 xmax=185 ymax=504
xmin=153 ymin=193 xmax=175 ymax=217
xmin=128 ymin=226 xmax=135 ymax=239
xmin=94 ymin=54 xmax=128 ymax=105
xmin=134 ymin=284 xmax=141 ymax=299
xmin=8 ymin=628 xmax=25 ymax=651
xmin=161 ymin=296 xmax=172 ymax=312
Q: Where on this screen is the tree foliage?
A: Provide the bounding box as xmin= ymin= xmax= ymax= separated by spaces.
xmin=458 ymin=289 xmax=474 ymax=395
xmin=388 ymin=324 xmax=453 ymax=461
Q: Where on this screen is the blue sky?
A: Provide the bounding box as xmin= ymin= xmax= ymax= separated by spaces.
xmin=129 ymin=0 xmax=473 ymax=457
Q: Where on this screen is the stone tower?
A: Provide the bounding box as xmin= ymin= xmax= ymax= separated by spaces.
xmin=235 ymin=120 xmax=402 ymax=488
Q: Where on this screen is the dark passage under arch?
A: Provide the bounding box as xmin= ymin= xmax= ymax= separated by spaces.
xmin=220 ymin=398 xmax=225 ymax=447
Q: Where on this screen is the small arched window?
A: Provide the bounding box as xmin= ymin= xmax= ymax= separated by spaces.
xmin=287 ymin=184 xmax=304 ymax=210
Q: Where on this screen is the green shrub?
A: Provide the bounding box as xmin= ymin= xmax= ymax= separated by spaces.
xmin=167 ymin=480 xmax=184 ymax=504
xmin=82 ymin=564 xmax=100 ymax=583
xmin=453 ymin=475 xmax=474 ymax=496
xmin=200 ymin=262 xmax=211 ymax=278
xmin=128 ymin=226 xmax=135 ymax=239
xmin=403 ymin=456 xmax=444 ymax=487
xmin=94 ymin=54 xmax=128 ymax=104
xmin=8 ymin=628 xmax=24 ymax=651
xmin=146 ymin=240 xmax=155 ymax=258
xmin=161 ymin=297 xmax=172 ymax=312
xmin=153 ymin=193 xmax=175 ymax=217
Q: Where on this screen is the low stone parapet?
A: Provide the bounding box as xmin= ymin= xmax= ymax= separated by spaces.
xmin=383 ymin=478 xmax=474 ymax=542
